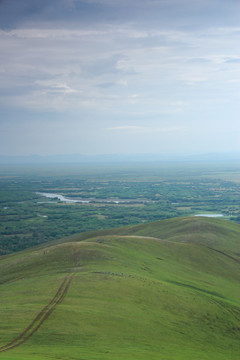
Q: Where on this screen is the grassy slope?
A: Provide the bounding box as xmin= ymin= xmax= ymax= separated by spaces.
xmin=53 ymin=216 xmax=240 ymax=255
xmin=0 ymin=217 xmax=239 ymax=360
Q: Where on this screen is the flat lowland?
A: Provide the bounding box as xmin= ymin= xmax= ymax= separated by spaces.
xmin=0 ymin=217 xmax=239 ymax=360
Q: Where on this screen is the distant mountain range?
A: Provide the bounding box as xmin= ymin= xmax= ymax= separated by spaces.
xmin=0 ymin=152 xmax=239 ymax=164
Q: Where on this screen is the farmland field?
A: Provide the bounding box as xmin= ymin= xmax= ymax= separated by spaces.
xmin=0 ymin=161 xmax=239 ymax=254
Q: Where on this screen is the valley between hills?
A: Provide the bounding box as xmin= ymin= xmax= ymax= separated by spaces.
xmin=0 ymin=216 xmax=239 ymax=360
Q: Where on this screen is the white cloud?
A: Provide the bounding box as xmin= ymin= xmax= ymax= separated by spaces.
xmin=106 ymin=126 xmax=184 ymax=133
xmin=35 ymin=80 xmax=78 ymax=94
xmin=0 ymin=28 xmax=109 ymax=39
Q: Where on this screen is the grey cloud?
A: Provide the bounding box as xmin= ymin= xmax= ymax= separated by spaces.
xmin=0 ymin=0 xmax=239 ymax=31
xmin=0 ymin=0 xmax=107 ymax=29
xmin=0 ymin=0 xmax=239 ymax=156
xmin=0 ymin=86 xmax=35 ymax=97
xmin=81 ymin=54 xmax=126 ymax=77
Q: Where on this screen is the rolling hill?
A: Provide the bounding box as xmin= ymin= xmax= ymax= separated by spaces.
xmin=0 ymin=217 xmax=239 ymax=360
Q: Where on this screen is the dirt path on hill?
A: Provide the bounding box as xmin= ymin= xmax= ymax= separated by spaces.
xmin=113 ymin=235 xmax=168 ymax=242
xmin=0 ymin=273 xmax=74 ymax=353
xmin=205 ymin=246 xmax=240 ymax=263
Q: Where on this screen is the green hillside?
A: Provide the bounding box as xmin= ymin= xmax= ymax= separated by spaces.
xmin=0 ymin=217 xmax=239 ymax=360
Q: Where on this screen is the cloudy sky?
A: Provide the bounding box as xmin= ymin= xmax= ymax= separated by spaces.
xmin=0 ymin=0 xmax=239 ymax=156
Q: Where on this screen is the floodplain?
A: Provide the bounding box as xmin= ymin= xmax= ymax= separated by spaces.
xmin=0 ymin=161 xmax=239 ymax=254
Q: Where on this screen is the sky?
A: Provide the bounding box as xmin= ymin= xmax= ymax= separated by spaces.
xmin=0 ymin=0 xmax=239 ymax=156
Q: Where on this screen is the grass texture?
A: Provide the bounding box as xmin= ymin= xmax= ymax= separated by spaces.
xmin=0 ymin=217 xmax=239 ymax=359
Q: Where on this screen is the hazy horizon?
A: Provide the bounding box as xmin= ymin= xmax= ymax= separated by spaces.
xmin=0 ymin=151 xmax=239 ymax=165
xmin=0 ymin=0 xmax=239 ymax=156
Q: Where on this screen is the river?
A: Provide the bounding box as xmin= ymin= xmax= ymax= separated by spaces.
xmin=194 ymin=214 xmax=223 ymax=218
xmin=36 ymin=192 xmax=151 ymax=204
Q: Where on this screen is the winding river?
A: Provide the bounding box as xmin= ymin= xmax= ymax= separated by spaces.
xmin=36 ymin=192 xmax=150 ymax=204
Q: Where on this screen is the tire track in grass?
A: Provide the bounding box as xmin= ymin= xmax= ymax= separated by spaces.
xmin=0 ymin=273 xmax=74 ymax=353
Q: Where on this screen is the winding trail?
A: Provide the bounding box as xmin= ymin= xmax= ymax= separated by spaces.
xmin=0 ymin=273 xmax=74 ymax=353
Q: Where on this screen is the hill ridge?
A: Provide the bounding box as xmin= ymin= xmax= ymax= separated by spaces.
xmin=0 ymin=216 xmax=239 ymax=360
